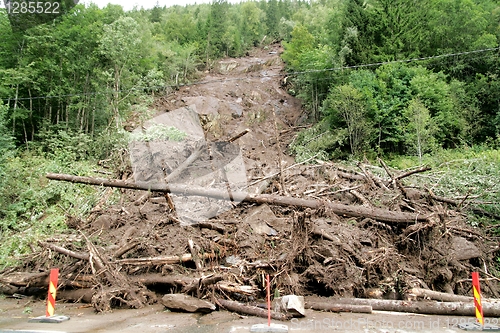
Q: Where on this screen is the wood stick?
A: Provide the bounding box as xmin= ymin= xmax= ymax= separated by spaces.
xmin=46 ymin=173 xmax=430 ymax=223
xmin=357 ymin=162 xmax=377 ymax=189
xmin=116 ymin=253 xmax=215 ymax=265
xmin=305 ymin=302 xmax=372 ymax=313
xmin=39 ymin=241 xmax=90 ymax=261
xmin=430 ymin=193 xmax=500 ymax=219
xmin=246 ymin=154 xmax=318 ymax=189
xmin=217 ymin=298 xmax=290 ymax=321
xmin=394 ymin=165 xmax=432 ymax=181
xmin=114 ymin=241 xmax=140 ymax=258
xmin=378 ymin=158 xmax=397 ymax=189
xmin=228 ymin=129 xmax=250 ymax=142
xmin=188 ymin=239 xmax=203 ymax=270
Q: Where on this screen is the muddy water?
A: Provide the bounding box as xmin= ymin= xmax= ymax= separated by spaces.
xmin=0 ymin=297 xmax=469 ymax=333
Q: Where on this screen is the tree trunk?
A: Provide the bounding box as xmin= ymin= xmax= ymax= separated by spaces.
xmin=305 ymin=301 xmax=372 ymax=313
xmin=45 ymin=173 xmax=430 ymax=223
xmin=309 ymin=297 xmax=500 ymax=316
xmin=217 ymin=299 xmax=290 ymax=321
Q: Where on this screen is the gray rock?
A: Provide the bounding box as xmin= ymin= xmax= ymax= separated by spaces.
xmin=451 ymin=236 xmax=481 ymax=260
xmin=243 ymin=204 xmax=279 ymax=236
xmin=273 ymin=295 xmax=305 ymax=317
xmin=161 ymin=294 xmax=216 ymax=313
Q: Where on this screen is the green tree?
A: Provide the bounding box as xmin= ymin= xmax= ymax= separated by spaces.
xmin=281 ymin=24 xmax=315 ymax=70
xmin=324 ymin=85 xmax=372 ymax=155
xmin=206 ymin=0 xmax=229 ymax=58
xmin=99 ymin=16 xmax=142 ymax=127
xmin=241 ymin=2 xmax=265 ymax=48
xmin=266 ymin=0 xmax=280 ymax=39
xmin=404 ymin=98 xmax=436 ymax=161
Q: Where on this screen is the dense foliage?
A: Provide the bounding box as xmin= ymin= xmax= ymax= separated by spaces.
xmin=282 ymin=0 xmax=500 ymax=158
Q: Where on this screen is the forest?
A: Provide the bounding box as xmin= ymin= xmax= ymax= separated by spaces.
xmin=0 ymin=0 xmax=499 ymax=266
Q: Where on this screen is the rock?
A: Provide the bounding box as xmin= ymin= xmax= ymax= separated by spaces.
xmin=217 ymin=60 xmax=239 ymax=74
xmin=450 ymin=236 xmax=481 ymax=260
xmin=182 ymin=96 xmax=219 ymax=115
xmin=161 ymin=294 xmax=216 ymax=313
xmin=273 ymin=295 xmax=305 ymax=317
xmin=365 ymin=288 xmax=384 ymax=299
xmin=229 ymin=102 xmax=243 ymax=118
xmin=92 ymin=214 xmax=116 ymax=230
xmin=242 ymin=204 xmax=281 ymax=236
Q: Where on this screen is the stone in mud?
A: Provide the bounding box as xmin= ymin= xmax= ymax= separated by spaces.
xmin=161 ymin=294 xmax=216 ymax=313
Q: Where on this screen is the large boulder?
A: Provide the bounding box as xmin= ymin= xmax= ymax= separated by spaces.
xmin=161 ymin=294 xmax=216 ymax=313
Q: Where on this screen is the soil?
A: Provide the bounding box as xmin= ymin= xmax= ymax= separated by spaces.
xmin=1 ymin=43 xmax=499 ymax=327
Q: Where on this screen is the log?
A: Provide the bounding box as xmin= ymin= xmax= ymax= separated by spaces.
xmin=217 ymin=298 xmax=290 ymax=321
xmin=131 ymin=274 xmax=195 ymax=287
xmin=407 ymin=288 xmax=473 ymax=302
xmin=217 ymin=281 xmax=258 ymax=295
xmin=114 ymin=241 xmax=140 ymax=258
xmin=183 ymin=275 xmax=224 ymax=294
xmin=188 ymin=239 xmax=203 ymax=271
xmin=46 ymin=173 xmax=430 ymax=223
xmin=59 ymin=288 xmax=93 ymax=303
xmin=39 ymin=241 xmax=90 ymax=261
xmin=305 ymin=301 xmax=372 ymax=313
xmin=0 ymin=271 xmax=49 ymax=287
xmin=116 ymin=253 xmax=215 ymax=265
xmin=308 ymin=297 xmax=500 ymax=316
xmin=394 ymin=166 xmax=432 ymax=180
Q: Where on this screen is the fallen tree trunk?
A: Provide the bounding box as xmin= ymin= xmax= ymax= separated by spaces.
xmin=305 ymin=301 xmax=372 ymax=314
xmin=59 ymin=288 xmax=93 ymax=303
xmin=407 ymin=288 xmax=473 ymax=303
xmin=217 ymin=298 xmax=290 ymax=321
xmin=46 ymin=173 xmax=430 ymax=223
xmin=116 ymin=253 xmax=215 ymax=265
xmin=308 ymin=297 xmax=500 ymax=316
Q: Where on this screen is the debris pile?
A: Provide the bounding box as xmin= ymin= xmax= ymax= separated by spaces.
xmin=1 ymin=44 xmax=499 ymax=318
xmin=1 ymin=158 xmax=499 ymax=316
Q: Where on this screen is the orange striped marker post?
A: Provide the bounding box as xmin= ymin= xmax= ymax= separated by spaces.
xmin=29 ymin=268 xmax=69 ymax=323
xmin=46 ymin=268 xmax=59 ymax=317
xmin=472 ymin=271 xmax=484 ymax=327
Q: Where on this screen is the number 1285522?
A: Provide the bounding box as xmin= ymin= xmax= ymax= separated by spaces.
xmin=4 ymin=1 xmax=60 ymax=14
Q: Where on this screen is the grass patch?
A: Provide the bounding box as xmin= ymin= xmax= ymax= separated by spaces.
xmin=0 ymin=152 xmax=108 ymax=268
xmin=388 ymin=146 xmax=500 ymax=225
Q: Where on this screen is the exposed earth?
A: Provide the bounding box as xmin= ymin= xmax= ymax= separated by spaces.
xmin=0 ymin=44 xmax=498 ymax=332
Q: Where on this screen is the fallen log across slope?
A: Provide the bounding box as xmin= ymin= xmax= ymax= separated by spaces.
xmin=46 ymin=173 xmax=430 ymax=223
